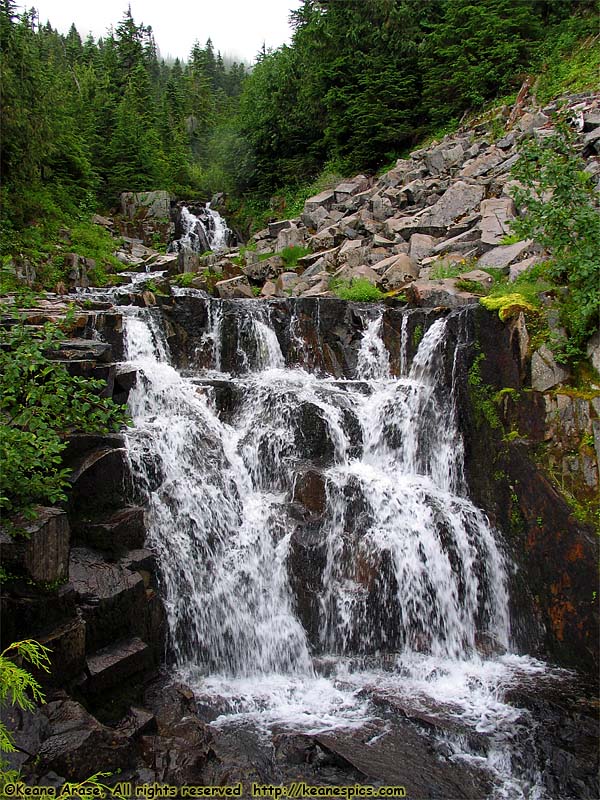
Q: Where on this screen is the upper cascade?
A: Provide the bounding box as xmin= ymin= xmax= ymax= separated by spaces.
xmin=168 ymin=204 xmax=232 ymax=256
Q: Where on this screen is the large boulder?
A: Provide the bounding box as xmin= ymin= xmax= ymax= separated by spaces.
xmin=460 ymin=147 xmax=506 ymax=178
xmin=531 ymin=345 xmax=570 ymax=392
xmin=338 ymin=239 xmax=366 ymax=267
xmin=334 ymin=264 xmax=381 ymax=286
xmin=425 ymin=141 xmax=465 ymax=175
xmin=275 ymin=272 xmax=301 ymax=296
xmin=421 ymin=181 xmax=485 ymax=230
xmin=276 ymin=225 xmax=306 ymax=251
xmin=120 ymin=191 xmax=170 ymax=221
xmin=477 ymin=240 xmax=533 ymax=271
xmin=381 ymin=254 xmax=419 ymax=290
xmin=303 ymin=190 xmax=336 ymax=215
xmin=334 ymin=175 xmax=370 ymax=202
xmin=407 ymin=278 xmax=480 ymax=308
xmin=268 ymin=219 xmax=293 ymax=237
xmin=37 ymin=699 xmax=134 ymax=780
xmin=409 ymin=233 xmax=437 ymax=263
xmin=243 ymin=255 xmax=285 ymax=283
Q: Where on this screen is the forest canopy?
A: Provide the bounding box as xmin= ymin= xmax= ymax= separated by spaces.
xmin=0 ymin=0 xmax=598 ymax=265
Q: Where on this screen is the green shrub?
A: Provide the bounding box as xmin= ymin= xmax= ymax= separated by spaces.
xmin=0 ymin=313 xmax=129 ymax=519
xmin=456 ymin=279 xmax=486 ymax=295
xmin=509 ymin=114 xmax=600 ymax=362
xmin=331 ymin=278 xmax=383 ymax=302
xmin=429 ymin=261 xmax=464 ymax=280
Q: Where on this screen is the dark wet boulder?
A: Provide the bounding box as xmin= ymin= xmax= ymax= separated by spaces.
xmin=36 ymin=699 xmax=134 ymax=781
xmin=69 ymin=448 xmax=132 ymax=517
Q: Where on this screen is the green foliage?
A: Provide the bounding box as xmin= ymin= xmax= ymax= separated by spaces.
xmin=429 ymin=261 xmax=464 ymax=280
xmin=0 ymin=4 xmax=247 ymax=284
xmin=412 ymin=324 xmax=424 ymax=348
xmin=331 ymin=278 xmax=383 ymax=302
xmin=534 ymin=14 xmax=600 ymax=104
xmin=171 ymin=272 xmax=195 ymax=287
xmin=0 ymin=640 xmax=51 ymax=757
xmin=468 ymin=352 xmax=502 ymax=430
xmin=0 ymin=640 xmax=126 ymax=796
xmin=280 ymin=246 xmax=311 ymax=270
xmin=0 ymin=314 xmax=129 ymax=518
xmin=509 ymin=115 xmax=600 ymax=361
xmin=422 ymin=0 xmax=544 ymax=125
xmin=481 ymin=293 xmax=538 ymax=321
xmin=456 ymin=279 xmax=486 ymax=295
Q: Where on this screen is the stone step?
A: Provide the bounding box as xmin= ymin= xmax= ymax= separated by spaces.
xmin=69 ymin=546 xmax=146 ymax=651
xmin=85 ymin=636 xmax=152 ymax=694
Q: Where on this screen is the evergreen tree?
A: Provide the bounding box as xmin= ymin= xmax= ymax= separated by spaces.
xmin=421 ymin=0 xmax=544 ymax=123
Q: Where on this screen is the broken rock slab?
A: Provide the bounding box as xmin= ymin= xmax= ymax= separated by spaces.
xmin=531 ymin=344 xmax=571 ymax=392
xmin=85 ymin=637 xmax=152 ymax=695
xmin=479 ymin=198 xmax=516 ymax=245
xmin=409 ymin=233 xmax=438 ymax=263
xmin=38 ymin=699 xmax=134 ymax=780
xmin=69 ymin=546 xmax=146 ymax=651
xmin=215 ymin=276 xmax=253 ymax=299
xmin=509 ymin=254 xmax=546 ymax=282
xmin=303 ymin=190 xmax=336 ymax=215
xmin=415 ymin=181 xmax=485 ymax=235
xmin=0 ymin=507 xmax=70 ymax=583
xmin=477 ymin=240 xmax=533 ymax=271
xmin=381 ymin=255 xmax=419 ymax=290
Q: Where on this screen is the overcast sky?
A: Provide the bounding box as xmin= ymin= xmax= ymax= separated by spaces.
xmin=20 ymin=0 xmax=304 ymax=64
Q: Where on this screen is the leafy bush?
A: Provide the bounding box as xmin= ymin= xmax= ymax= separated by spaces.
xmin=0 ymin=313 xmax=129 ymax=519
xmin=509 ymin=115 xmax=600 ymax=362
xmin=331 ymin=278 xmax=383 ymax=302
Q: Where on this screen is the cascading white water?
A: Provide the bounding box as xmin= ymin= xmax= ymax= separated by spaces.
xmin=122 ymin=300 xmax=556 ymax=799
xmin=169 ymin=205 xmax=232 ymax=255
xmin=319 ymin=318 xmax=510 ymax=660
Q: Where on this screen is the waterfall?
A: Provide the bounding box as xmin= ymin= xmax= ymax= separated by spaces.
xmin=168 ymin=205 xmax=232 ymax=256
xmin=122 ymin=300 xmax=557 ymax=798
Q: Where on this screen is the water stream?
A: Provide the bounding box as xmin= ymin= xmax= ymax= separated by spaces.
xmin=168 ymin=205 xmax=232 ymax=255
xmin=121 ymin=300 xmax=569 ymax=798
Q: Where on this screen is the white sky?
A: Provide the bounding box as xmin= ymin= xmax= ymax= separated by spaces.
xmin=20 ymin=0 xmax=304 ymax=64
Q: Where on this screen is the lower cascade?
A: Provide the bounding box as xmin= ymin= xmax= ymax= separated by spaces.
xmin=122 ymin=299 xmax=580 ymax=799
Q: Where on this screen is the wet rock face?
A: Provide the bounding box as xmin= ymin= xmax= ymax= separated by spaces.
xmin=457 ymin=307 xmax=599 ymax=674
xmin=167 ymin=296 xmax=420 ymax=378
